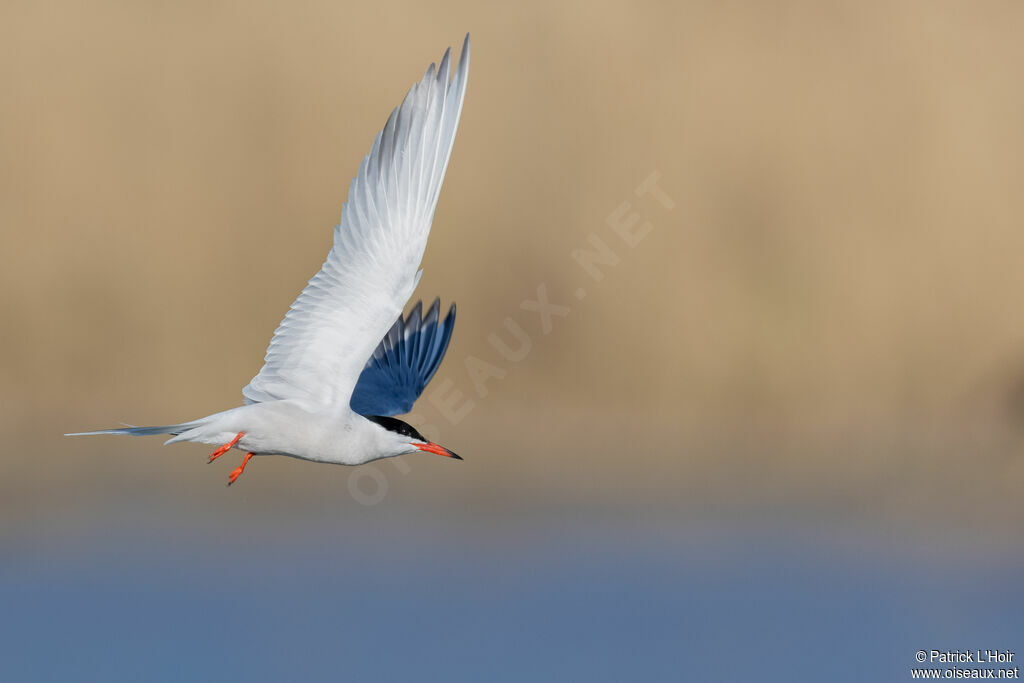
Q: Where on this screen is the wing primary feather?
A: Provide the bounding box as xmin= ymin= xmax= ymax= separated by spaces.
xmin=421 ymin=298 xmax=442 ymax=375
xmin=425 ymin=303 xmax=441 ymax=376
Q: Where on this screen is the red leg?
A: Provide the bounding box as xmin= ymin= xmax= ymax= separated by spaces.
xmin=208 ymin=432 xmax=245 ymax=463
xmin=227 ymin=452 xmax=255 ymax=486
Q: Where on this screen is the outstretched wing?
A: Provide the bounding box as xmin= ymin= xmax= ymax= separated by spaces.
xmin=243 ymin=35 xmax=470 ymax=409
xmin=349 ymin=299 xmax=456 ymax=416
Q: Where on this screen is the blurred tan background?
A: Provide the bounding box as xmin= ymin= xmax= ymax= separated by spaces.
xmin=3 ymin=0 xmax=1024 ymax=550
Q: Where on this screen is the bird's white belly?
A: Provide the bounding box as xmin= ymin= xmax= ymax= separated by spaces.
xmin=196 ymin=401 xmax=364 ymax=465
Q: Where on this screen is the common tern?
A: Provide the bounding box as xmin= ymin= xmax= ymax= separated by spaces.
xmin=67 ymin=34 xmax=470 ymax=485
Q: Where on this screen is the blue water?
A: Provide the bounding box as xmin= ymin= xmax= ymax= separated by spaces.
xmin=2 ymin=515 xmax=1021 ymax=681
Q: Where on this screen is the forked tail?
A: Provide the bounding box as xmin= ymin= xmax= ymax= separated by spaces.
xmin=65 ymin=422 xmax=199 ymax=438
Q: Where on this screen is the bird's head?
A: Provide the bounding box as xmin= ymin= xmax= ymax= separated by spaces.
xmin=364 ymin=415 xmax=462 ymax=461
